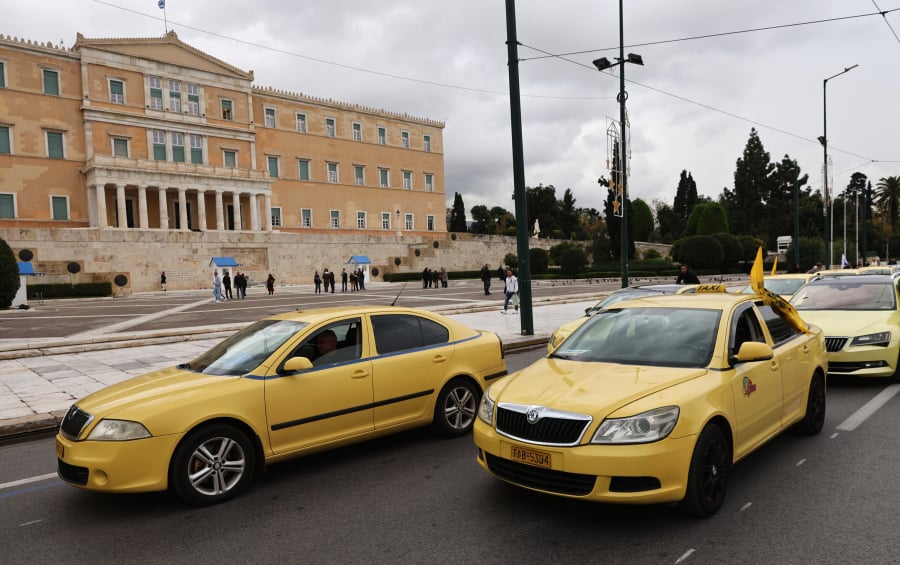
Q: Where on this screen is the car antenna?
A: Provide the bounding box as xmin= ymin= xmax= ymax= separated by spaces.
xmin=390 ymin=283 xmax=407 ymax=306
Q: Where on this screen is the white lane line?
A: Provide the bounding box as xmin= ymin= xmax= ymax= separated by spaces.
xmin=740 ymin=502 xmax=752 ymax=512
xmin=796 ymin=459 xmax=806 ymax=467
xmin=830 ymin=432 xmax=840 ymax=439
xmin=0 ymin=473 xmax=57 ymax=491
xmin=674 ymin=548 xmax=696 ymax=564
xmin=72 ymin=296 xmax=216 ymax=337
xmin=19 ymin=520 xmax=43 ymax=526
xmin=836 ymin=384 xmax=900 ymax=431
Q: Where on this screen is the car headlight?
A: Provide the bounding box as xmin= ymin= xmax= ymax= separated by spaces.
xmin=591 ymin=406 xmax=680 ymax=444
xmin=851 ymin=331 xmax=891 ymax=347
xmin=477 ymin=390 xmax=496 ymax=425
xmin=86 ymin=419 xmax=152 ymax=441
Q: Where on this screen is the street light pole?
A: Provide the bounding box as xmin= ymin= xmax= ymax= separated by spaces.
xmin=821 ymin=64 xmax=858 ymax=269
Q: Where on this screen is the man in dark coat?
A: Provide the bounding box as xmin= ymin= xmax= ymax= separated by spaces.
xmin=676 ymin=264 xmax=701 ymax=285
xmin=480 ymin=264 xmax=492 ymax=295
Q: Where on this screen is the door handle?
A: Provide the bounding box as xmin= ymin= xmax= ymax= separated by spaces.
xmin=770 ymin=361 xmax=779 ymax=372
xmin=432 ymin=355 xmax=447 ymax=363
xmin=351 ymin=370 xmax=370 ymax=379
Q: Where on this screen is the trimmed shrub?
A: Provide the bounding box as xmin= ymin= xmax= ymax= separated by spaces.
xmin=677 ymin=235 xmax=724 ymax=271
xmin=529 ymin=248 xmax=549 ymax=275
xmin=0 ymin=237 xmax=19 ymax=308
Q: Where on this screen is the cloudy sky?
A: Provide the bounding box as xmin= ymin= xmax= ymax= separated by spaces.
xmin=7 ymin=0 xmax=900 ymax=216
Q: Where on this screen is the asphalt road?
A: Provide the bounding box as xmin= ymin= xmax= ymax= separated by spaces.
xmin=1 ymin=349 xmax=898 ymax=564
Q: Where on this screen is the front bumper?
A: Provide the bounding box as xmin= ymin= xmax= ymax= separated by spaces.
xmin=56 ymin=432 xmax=182 ymax=493
xmin=473 ymin=419 xmax=697 ymax=504
xmin=826 ymin=342 xmax=897 ymax=377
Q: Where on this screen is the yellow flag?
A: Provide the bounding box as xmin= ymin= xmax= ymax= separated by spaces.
xmin=750 ymin=246 xmax=808 ymax=334
xmin=771 ymin=256 xmax=778 ymax=276
xmin=750 ymin=247 xmax=765 ymax=294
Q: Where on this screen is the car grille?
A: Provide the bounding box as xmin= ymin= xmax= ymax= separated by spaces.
xmin=60 ymin=405 xmax=93 ymax=440
xmin=58 ymin=458 xmax=89 ymax=486
xmin=824 ymin=337 xmax=848 ymax=352
xmin=485 ymin=453 xmax=595 ymax=496
xmin=496 ymin=405 xmax=591 ymax=446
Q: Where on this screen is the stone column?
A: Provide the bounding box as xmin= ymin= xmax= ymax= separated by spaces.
xmin=116 ymin=184 xmax=127 ymax=228
xmin=95 ymin=184 xmax=108 ymax=228
xmin=178 ymin=187 xmax=188 ymax=231
xmin=158 ymin=187 xmax=169 ymax=230
xmin=87 ymin=185 xmax=98 ymax=227
xmin=264 ymin=194 xmax=272 ymax=231
xmin=250 ymin=192 xmax=261 ymax=232
xmin=138 ymin=186 xmax=149 ymax=228
xmin=196 ymin=188 xmax=207 ymax=231
xmin=232 ymin=192 xmax=242 ymax=231
xmin=215 ymin=191 xmax=225 ymax=231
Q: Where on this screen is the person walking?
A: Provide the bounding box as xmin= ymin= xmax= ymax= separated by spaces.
xmin=314 ymin=271 xmax=322 ymax=294
xmin=266 ymin=273 xmax=275 ymax=295
xmin=328 ymin=269 xmax=336 ymax=293
xmin=222 ymin=271 xmax=233 ymax=300
xmin=213 ymin=270 xmax=223 ymax=303
xmin=341 ymin=268 xmax=348 ymax=292
xmin=160 ymin=271 xmax=167 ymax=292
xmin=501 ymin=268 xmax=519 ymax=314
xmin=480 ymin=264 xmax=491 ymax=295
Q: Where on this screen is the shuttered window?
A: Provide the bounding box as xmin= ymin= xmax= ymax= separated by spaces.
xmin=0 ymin=126 xmax=10 ymax=154
xmin=46 ymin=131 xmax=64 ymax=159
xmin=43 ymin=69 xmax=59 ymax=95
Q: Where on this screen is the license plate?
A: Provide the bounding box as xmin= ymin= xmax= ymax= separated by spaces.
xmin=56 ymin=439 xmax=64 ymax=459
xmin=510 ymin=445 xmax=552 ymax=468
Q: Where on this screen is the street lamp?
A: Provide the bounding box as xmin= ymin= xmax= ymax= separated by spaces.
xmin=821 ymin=64 xmax=858 ymax=268
xmin=593 ymin=0 xmax=643 ymax=289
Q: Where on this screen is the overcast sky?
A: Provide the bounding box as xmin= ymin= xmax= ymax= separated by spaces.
xmin=7 ymin=0 xmax=900 ymax=216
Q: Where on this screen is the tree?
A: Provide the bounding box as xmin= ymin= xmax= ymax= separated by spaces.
xmin=677 ymin=235 xmax=724 ymax=271
xmin=559 ymin=247 xmax=588 ymax=278
xmin=711 ymin=233 xmax=741 ymax=272
xmin=0 ymin=237 xmax=20 ymax=308
xmin=654 ymin=200 xmax=677 ymax=243
xmin=875 ymin=176 xmax=900 ymax=232
xmin=630 ymin=198 xmax=654 ymax=241
xmin=723 ymin=128 xmax=775 ymax=236
xmin=559 ymin=188 xmax=584 ymax=239
xmin=469 ymin=205 xmax=494 ymax=234
xmin=529 ymin=248 xmax=549 ymax=274
xmin=764 ymin=155 xmax=809 ymax=249
xmin=448 ymin=192 xmax=467 ymax=232
xmin=672 ymin=170 xmax=699 ymax=239
xmin=525 ymin=184 xmax=560 ymax=237
xmin=696 ymin=202 xmax=729 ymax=235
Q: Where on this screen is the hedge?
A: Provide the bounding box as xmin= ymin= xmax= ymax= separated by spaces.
xmin=28 ymin=282 xmax=113 ymax=299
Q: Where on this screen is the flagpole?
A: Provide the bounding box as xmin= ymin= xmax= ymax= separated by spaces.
xmin=163 ymin=6 xmax=168 ymax=33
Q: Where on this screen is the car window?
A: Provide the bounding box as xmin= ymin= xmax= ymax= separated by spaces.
xmin=730 ymin=306 xmax=765 ymax=356
xmin=189 ymin=320 xmax=308 ymax=375
xmin=288 ymin=318 xmax=362 ymax=367
xmin=756 ymin=304 xmax=799 ymax=345
xmin=371 ymin=314 xmax=449 ymax=354
xmin=792 ymin=281 xmax=897 ymax=311
xmin=420 ymin=317 xmax=450 ymax=346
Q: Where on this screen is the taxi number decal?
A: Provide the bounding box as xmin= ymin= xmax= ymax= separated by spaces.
xmin=510 ymin=445 xmax=552 ymax=468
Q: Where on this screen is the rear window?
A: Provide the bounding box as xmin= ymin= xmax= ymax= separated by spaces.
xmin=791 ymin=280 xmax=896 ymax=311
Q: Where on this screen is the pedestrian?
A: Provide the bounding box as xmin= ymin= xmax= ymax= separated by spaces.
xmin=441 ymin=267 xmax=448 ymax=288
xmin=498 ymin=264 xmax=507 ymax=283
xmin=422 ymin=267 xmax=430 ymax=289
xmin=234 ymin=272 xmax=246 ymax=299
xmin=341 ymin=268 xmax=348 ymax=292
xmin=314 ymin=270 xmax=322 ymax=294
xmin=350 ymin=271 xmax=358 ymax=291
xmin=480 ymin=264 xmax=491 ymax=295
xmin=266 ymin=273 xmax=275 ymax=295
xmin=357 ymin=268 xmax=365 ymax=290
xmin=501 ymin=268 xmax=519 ymax=314
xmin=432 ymin=269 xmax=439 ymax=290
xmin=676 ymin=264 xmax=701 ymax=285
xmin=160 ymin=271 xmax=167 ymax=292
xmin=213 ymin=270 xmax=223 ymax=302
xmin=328 ymin=269 xmax=336 ymax=293
xmin=222 ymin=271 xmax=233 ymax=300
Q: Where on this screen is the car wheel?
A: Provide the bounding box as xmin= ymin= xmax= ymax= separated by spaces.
xmin=797 ymin=373 xmax=826 ymax=435
xmin=170 ymin=424 xmax=256 ymax=505
xmin=432 ymin=378 xmax=481 ymax=437
xmin=679 ymin=423 xmax=731 ymax=517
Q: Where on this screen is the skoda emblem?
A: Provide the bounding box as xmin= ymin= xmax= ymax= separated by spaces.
xmin=526 ymin=407 xmax=541 ymax=425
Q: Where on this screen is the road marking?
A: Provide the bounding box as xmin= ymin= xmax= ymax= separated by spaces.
xmin=830 ymin=432 xmax=840 ymax=439
xmin=20 ymin=520 xmax=43 ymax=526
xmin=0 ymin=473 xmax=57 ymax=491
xmin=740 ymin=502 xmax=752 ymax=512
xmin=836 ymin=384 xmax=900 ymax=431
xmin=674 ymin=548 xmax=695 ymax=564
xmin=796 ymin=459 xmax=806 ymax=467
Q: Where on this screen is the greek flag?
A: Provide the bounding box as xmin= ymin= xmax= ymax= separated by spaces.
xmin=158 ymin=0 xmax=165 ymax=8
xmin=841 ymin=254 xmax=849 ymax=269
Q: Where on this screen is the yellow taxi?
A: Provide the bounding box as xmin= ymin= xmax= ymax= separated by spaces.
xmin=56 ymin=306 xmax=507 ymax=505
xmin=738 ymin=273 xmax=815 ymax=299
xmin=474 ymin=292 xmax=827 ymax=517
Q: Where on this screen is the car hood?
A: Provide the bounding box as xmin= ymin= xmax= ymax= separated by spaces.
xmin=494 ymin=357 xmax=708 ymax=417
xmin=793 ymin=309 xmax=898 ymax=337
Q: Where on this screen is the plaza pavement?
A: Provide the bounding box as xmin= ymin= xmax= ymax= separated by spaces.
xmin=0 ymin=290 xmax=600 ymax=440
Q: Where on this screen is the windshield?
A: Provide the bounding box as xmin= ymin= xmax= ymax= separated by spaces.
xmin=791 ymin=281 xmax=897 ymax=311
xmin=587 ymin=289 xmax=663 ymax=315
xmin=187 ymin=320 xmax=308 ymax=375
xmin=551 ymin=307 xmax=721 ymax=367
xmin=742 ymin=278 xmax=808 ymax=296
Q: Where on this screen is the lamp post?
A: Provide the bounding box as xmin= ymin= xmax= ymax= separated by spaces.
xmin=593 ymin=0 xmax=643 ymax=289
xmin=821 ymin=64 xmax=858 ymax=268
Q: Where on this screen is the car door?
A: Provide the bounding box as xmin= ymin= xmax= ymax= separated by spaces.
xmin=755 ymin=303 xmax=811 ymax=423
xmin=369 ymin=313 xmax=454 ymax=430
xmin=264 ymin=317 xmax=374 ymax=455
xmin=728 ymin=304 xmax=783 ymax=459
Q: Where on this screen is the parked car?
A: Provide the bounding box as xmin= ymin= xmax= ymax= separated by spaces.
xmin=56 ymin=306 xmax=507 ymax=505
xmin=475 ymin=292 xmax=827 ymax=517
xmin=738 ymin=273 xmax=815 ymax=299
xmin=791 ymin=274 xmax=900 ymax=378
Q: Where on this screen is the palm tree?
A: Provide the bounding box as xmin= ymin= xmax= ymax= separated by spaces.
xmin=874 ymin=176 xmax=900 ymax=232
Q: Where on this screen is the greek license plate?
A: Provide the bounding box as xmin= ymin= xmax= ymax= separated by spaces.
xmin=510 ymin=445 xmax=551 ymax=468
xmin=56 ymin=439 xmax=64 ymax=459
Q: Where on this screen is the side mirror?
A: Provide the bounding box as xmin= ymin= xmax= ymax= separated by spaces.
xmin=730 ymin=341 xmax=774 ymax=364
xmin=282 ymin=356 xmax=313 ymax=373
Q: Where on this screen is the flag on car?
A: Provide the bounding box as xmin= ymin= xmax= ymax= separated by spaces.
xmin=751 ymin=247 xmax=809 ymax=334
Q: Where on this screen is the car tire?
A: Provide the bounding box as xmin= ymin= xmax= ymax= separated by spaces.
xmin=797 ymin=373 xmax=826 ymax=435
xmin=679 ymin=423 xmax=731 ymax=518
xmin=432 ymin=378 xmax=481 ymax=437
xmin=170 ymin=424 xmax=256 ymax=505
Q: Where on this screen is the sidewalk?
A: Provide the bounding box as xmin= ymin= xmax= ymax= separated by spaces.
xmin=0 ymin=297 xmax=598 ymax=439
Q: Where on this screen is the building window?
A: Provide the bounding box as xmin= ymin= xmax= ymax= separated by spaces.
xmin=51 ymin=195 xmax=69 ymax=220
xmin=296 ymin=113 xmax=307 ymax=133
xmin=423 ymin=134 xmax=431 ymax=152
xmin=221 ymin=99 xmax=233 ymax=120
xmin=149 ymin=76 xmax=163 ymax=110
xmin=271 ymin=207 xmax=282 ymax=227
xmin=354 ymin=165 xmax=364 ymax=186
xmin=327 ymin=162 xmax=338 ymax=184
xmin=405 ymin=213 xmax=414 ymax=231
xmin=298 ymin=159 xmax=310 ymax=181
xmin=152 ymin=129 xmax=166 ymax=160
xmin=187 ymin=83 xmax=200 ymax=116
xmin=264 ymin=107 xmax=275 ymax=128
xmin=0 ymin=61 xmax=5 ymax=88
xmin=0 ymin=125 xmax=11 ymax=155
xmin=0 ymin=193 xmax=15 ymax=219
xmin=46 ymin=131 xmax=64 ymax=159
xmin=401 ymin=131 xmax=410 ymax=148
xmin=267 ymin=155 xmax=279 ymax=178
xmin=42 ymin=69 xmax=59 ymax=96
xmin=352 ymin=122 xmax=362 ymax=141
xmin=330 ymin=210 xmax=340 ymax=228
xmin=171 ymin=132 xmax=185 ymax=162
xmin=109 ymin=79 xmax=124 ymax=104
xmin=168 ymin=79 xmax=181 ymax=112
xmin=427 ymin=215 xmax=435 ymax=231
xmin=112 ymin=137 xmax=129 ymax=157
xmin=377 ymin=126 xmax=386 ymax=145
xmin=381 ymin=212 xmax=391 ymax=230
xmin=223 ymin=150 xmax=237 ymax=168
xmin=425 ymin=173 xmax=434 ymax=192
xmin=379 ymin=168 xmax=389 ymax=188
xmin=189 ymin=134 xmax=203 ymax=164
xmin=325 ymin=118 xmax=336 ymax=138
xmin=402 ymin=171 xmax=412 ymax=190
xmin=301 ymin=208 xmax=312 ymax=228
xmin=357 ymin=211 xmax=367 ymax=229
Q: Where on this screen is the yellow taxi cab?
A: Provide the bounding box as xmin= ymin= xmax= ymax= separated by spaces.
xmin=56 ymin=306 xmax=507 ymax=505
xmin=474 ymin=292 xmax=827 ymax=517
xmin=738 ymin=273 xmax=815 ymax=300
